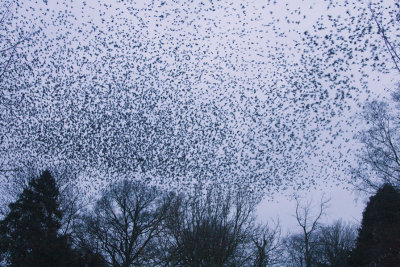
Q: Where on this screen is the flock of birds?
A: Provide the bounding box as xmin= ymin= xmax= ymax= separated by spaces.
xmin=0 ymin=0 xmax=398 ymax=199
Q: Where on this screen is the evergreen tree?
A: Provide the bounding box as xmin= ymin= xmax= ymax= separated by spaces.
xmin=350 ymin=184 xmax=400 ymax=266
xmin=0 ymin=170 xmax=78 ymax=266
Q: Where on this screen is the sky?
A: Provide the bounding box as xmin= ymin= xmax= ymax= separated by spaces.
xmin=1 ymin=0 xmax=399 ymax=231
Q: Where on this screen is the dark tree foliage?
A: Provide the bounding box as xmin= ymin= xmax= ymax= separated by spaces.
xmin=350 ymin=184 xmax=400 ymax=266
xmin=0 ymin=170 xmax=82 ymax=266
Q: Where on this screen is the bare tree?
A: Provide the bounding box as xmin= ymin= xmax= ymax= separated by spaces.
xmin=284 ymin=233 xmax=309 ymax=267
xmin=349 ymin=4 xmax=400 ymax=192
xmin=161 ymin=186 xmax=257 ymax=267
xmin=77 ymin=179 xmax=173 ymax=267
xmin=352 ymin=99 xmax=400 ymax=192
xmin=315 ymin=220 xmax=357 ymax=267
xmin=50 ymin=166 xmax=93 ymax=237
xmin=250 ymin=222 xmax=282 ymax=267
xmin=368 ymin=3 xmax=400 ymax=74
xmin=284 ymin=195 xmax=330 ymax=267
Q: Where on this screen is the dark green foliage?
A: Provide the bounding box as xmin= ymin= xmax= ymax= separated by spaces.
xmin=0 ymin=170 xmax=85 ymax=266
xmin=350 ymin=184 xmax=400 ymax=266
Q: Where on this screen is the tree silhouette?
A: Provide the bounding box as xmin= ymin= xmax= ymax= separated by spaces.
xmin=250 ymin=222 xmax=282 ymax=267
xmin=350 ymin=184 xmax=400 ymax=266
xmin=351 ymin=85 xmax=400 ymax=192
xmin=77 ymin=179 xmax=173 ymax=267
xmin=314 ymin=220 xmax=357 ymax=267
xmin=0 ymin=170 xmax=79 ymax=266
xmin=283 ymin=196 xmax=330 ymax=267
xmin=162 ymin=187 xmax=257 ymax=266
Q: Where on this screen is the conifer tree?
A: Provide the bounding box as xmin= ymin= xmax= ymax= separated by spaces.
xmin=0 ymin=170 xmax=77 ymax=266
xmin=350 ymin=184 xmax=400 ymax=266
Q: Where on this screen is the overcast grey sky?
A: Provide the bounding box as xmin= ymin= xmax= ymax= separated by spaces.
xmin=2 ymin=0 xmax=399 ymax=231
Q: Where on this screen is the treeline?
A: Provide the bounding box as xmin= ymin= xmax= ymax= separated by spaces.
xmin=0 ymin=171 xmax=399 ymax=266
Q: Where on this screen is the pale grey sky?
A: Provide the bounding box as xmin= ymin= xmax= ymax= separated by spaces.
xmin=2 ymin=0 xmax=399 ymax=231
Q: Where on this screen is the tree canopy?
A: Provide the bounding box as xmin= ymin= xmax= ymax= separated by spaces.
xmin=0 ymin=170 xmax=80 ymax=266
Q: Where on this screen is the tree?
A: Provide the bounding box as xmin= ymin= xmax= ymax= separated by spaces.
xmin=284 ymin=219 xmax=357 ymax=267
xmin=283 ymin=233 xmax=309 ymax=267
xmin=162 ymin=187 xmax=257 ymax=266
xmin=368 ymin=2 xmax=400 ymax=75
xmin=352 ymin=95 xmax=400 ymax=192
xmin=0 ymin=170 xmax=79 ymax=266
xmin=51 ymin=166 xmax=107 ymax=266
xmin=346 ymin=3 xmax=400 ymax=193
xmin=314 ymin=220 xmax=357 ymax=267
xmin=350 ymin=184 xmax=400 ymax=266
xmin=250 ymin=222 xmax=282 ymax=267
xmin=283 ymin=196 xmax=330 ymax=267
xmin=78 ymin=179 xmax=173 ymax=267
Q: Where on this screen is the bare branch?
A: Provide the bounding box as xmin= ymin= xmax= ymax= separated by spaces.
xmin=369 ymin=4 xmax=400 ymax=74
xmin=290 ymin=195 xmax=330 ymax=267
